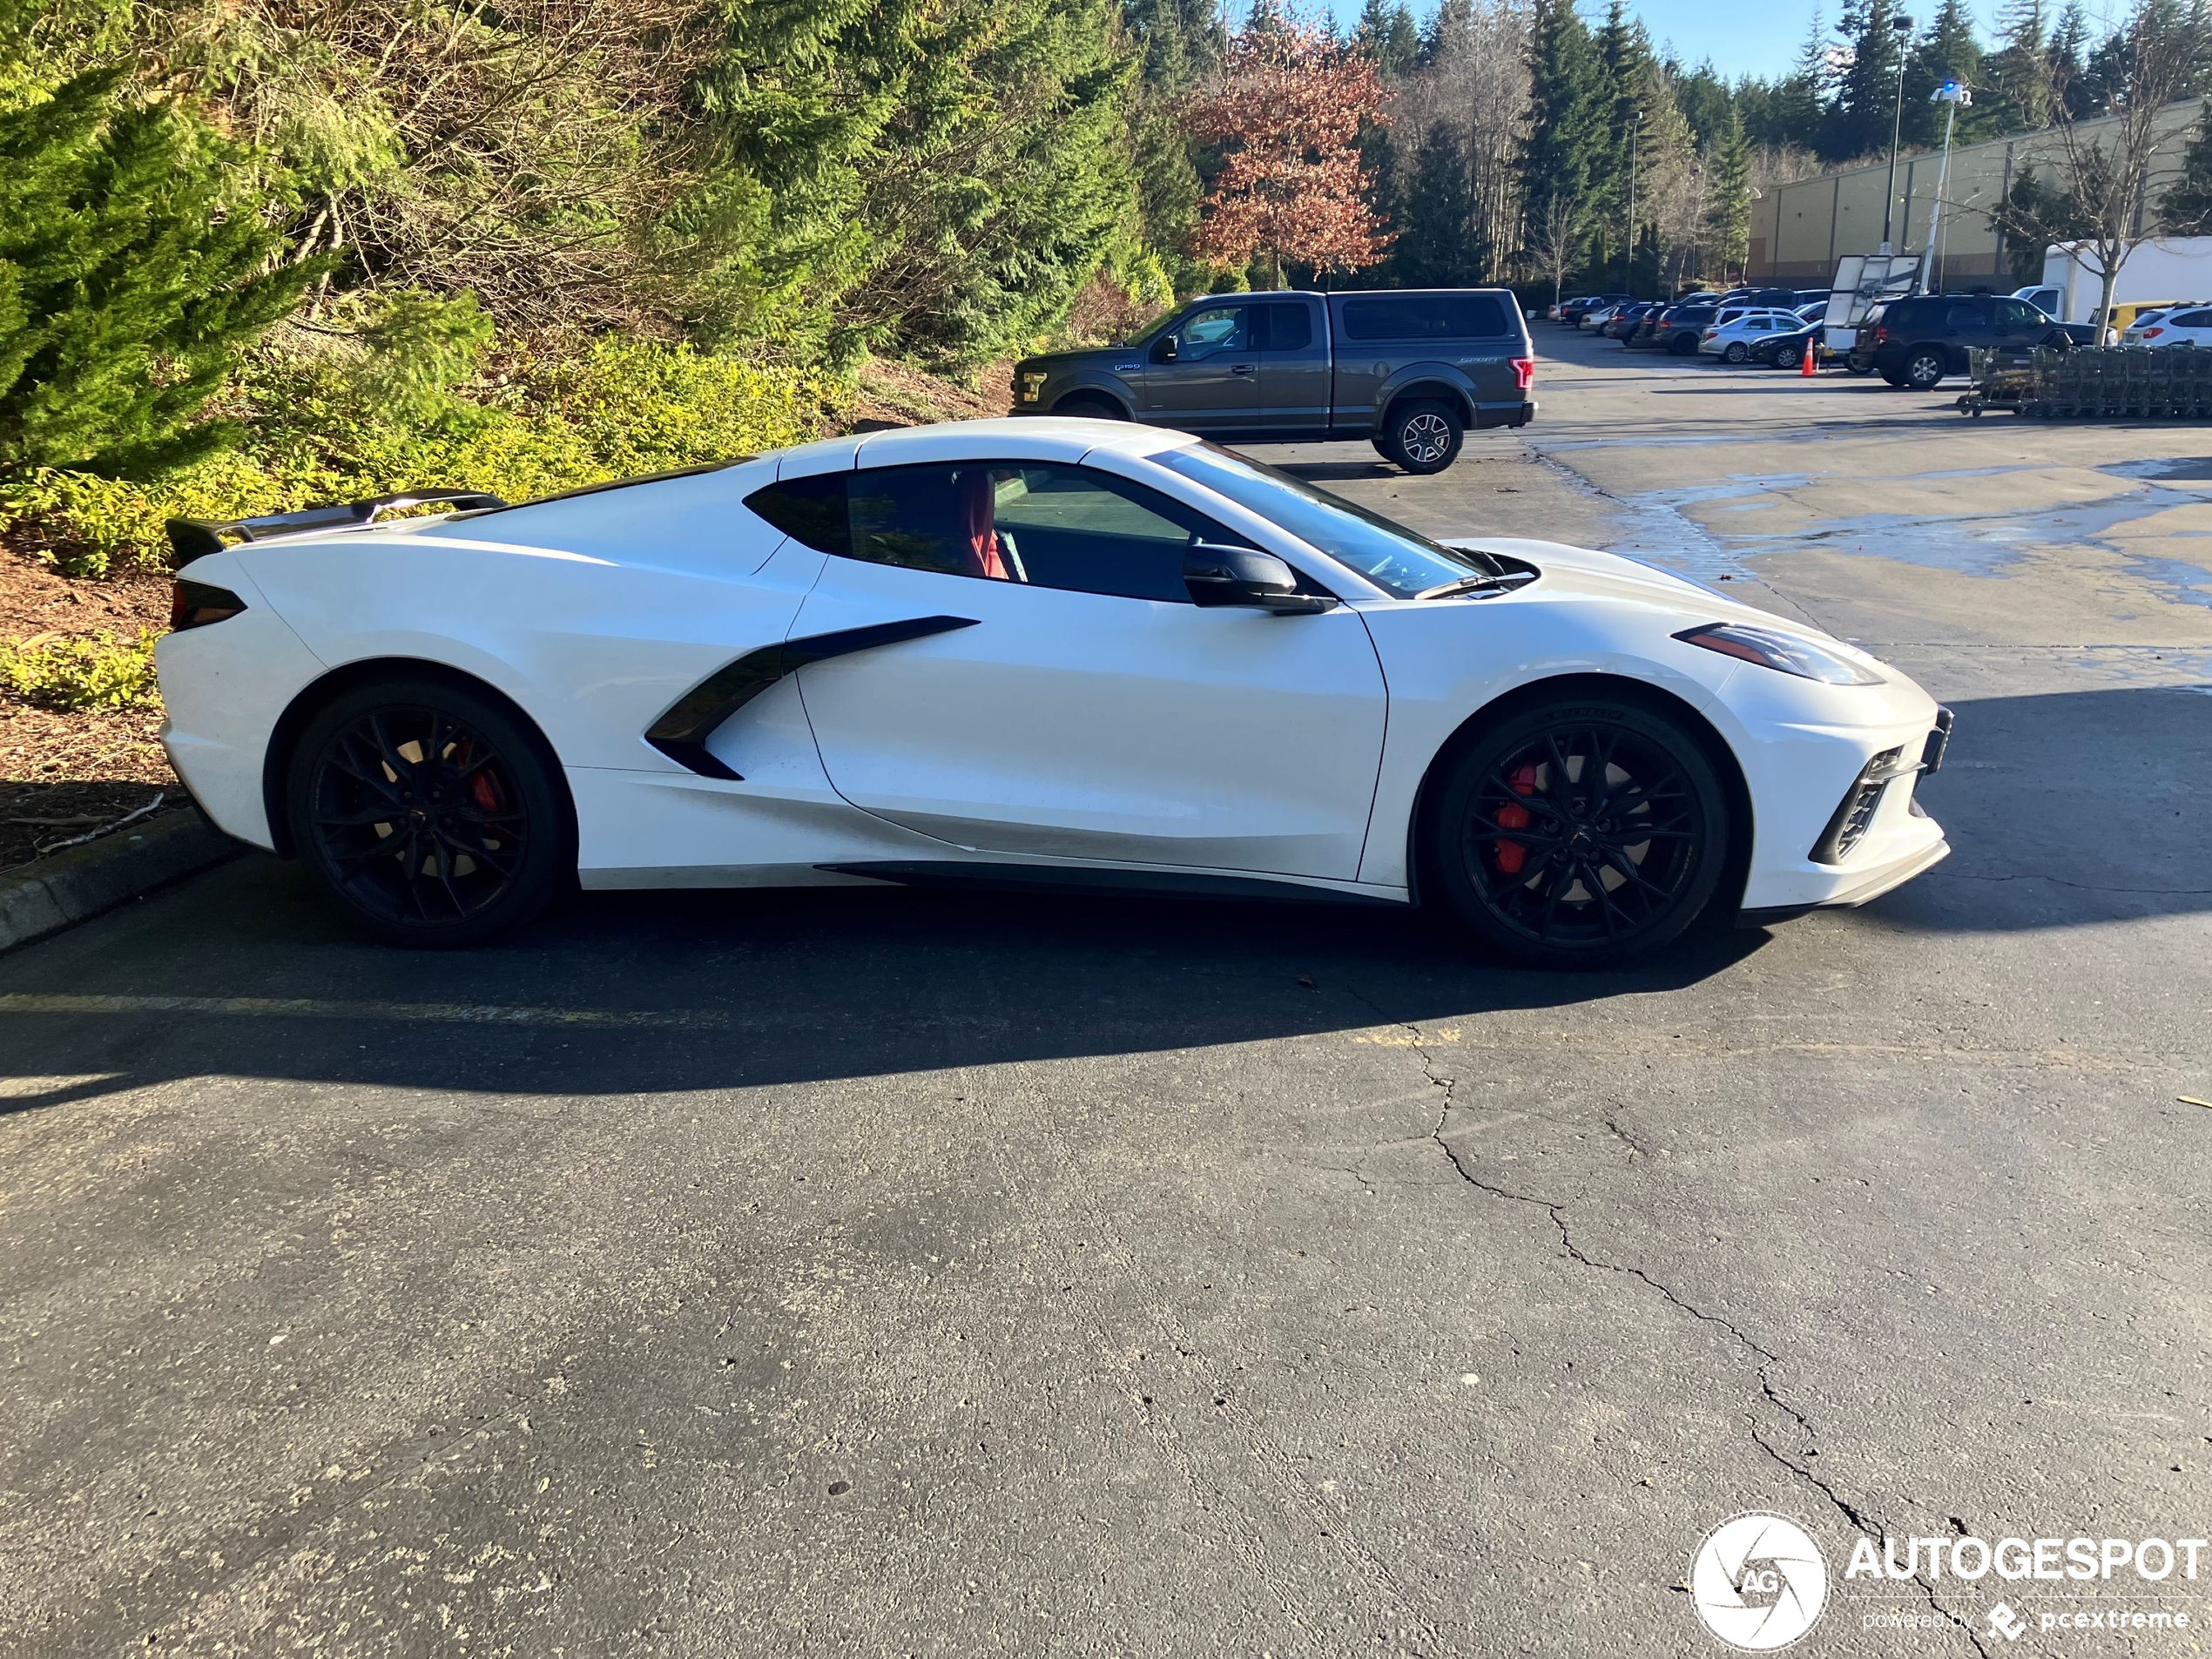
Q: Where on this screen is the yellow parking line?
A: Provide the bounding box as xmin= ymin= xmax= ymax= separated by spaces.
xmin=0 ymin=994 xmax=723 ymax=1028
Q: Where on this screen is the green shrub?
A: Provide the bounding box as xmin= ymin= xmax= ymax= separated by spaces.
xmin=0 ymin=629 xmax=161 ymax=710
xmin=0 ymin=334 xmax=849 ymax=576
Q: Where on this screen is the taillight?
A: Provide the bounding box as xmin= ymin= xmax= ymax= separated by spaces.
xmin=2144 ymin=327 xmax=2164 ymax=338
xmin=1702 ymin=329 xmax=1717 ymax=340
xmin=170 ymin=578 xmax=247 ymax=631
xmin=1509 ymin=356 xmax=1534 ymax=391
xmin=1874 ymin=325 xmax=1889 ymax=344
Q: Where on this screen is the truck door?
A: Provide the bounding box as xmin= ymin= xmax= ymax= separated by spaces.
xmin=1253 ymin=298 xmax=1330 ymax=437
xmin=1139 ymin=302 xmax=1260 ymax=434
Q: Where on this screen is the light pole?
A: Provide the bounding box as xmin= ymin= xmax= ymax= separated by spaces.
xmin=1879 ymin=11 xmax=1915 ymax=253
xmin=1624 ymin=108 xmax=1642 ymax=296
xmin=1916 ymin=79 xmax=1971 ymax=294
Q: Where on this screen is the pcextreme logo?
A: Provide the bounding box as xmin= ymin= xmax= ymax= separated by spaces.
xmin=1690 ymin=1513 xmax=1831 ymax=1651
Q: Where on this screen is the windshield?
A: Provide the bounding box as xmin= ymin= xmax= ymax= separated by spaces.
xmin=1154 ymin=443 xmax=1501 ymax=598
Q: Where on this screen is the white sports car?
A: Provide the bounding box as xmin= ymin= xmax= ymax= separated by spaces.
xmin=156 ymin=418 xmax=1952 ymax=966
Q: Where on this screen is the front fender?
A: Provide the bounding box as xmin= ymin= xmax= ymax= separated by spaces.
xmin=1045 ymin=369 xmax=1139 ymax=417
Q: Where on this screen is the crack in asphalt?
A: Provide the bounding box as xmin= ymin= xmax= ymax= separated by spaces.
xmin=1937 ymin=871 xmax=2212 ymax=895
xmin=1343 ymin=991 xmax=1991 ymax=1657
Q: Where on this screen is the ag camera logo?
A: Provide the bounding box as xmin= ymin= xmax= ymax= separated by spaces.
xmin=1691 ymin=1513 xmax=1831 ymax=1650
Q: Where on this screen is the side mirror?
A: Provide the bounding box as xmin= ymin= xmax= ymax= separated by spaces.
xmin=1151 ymin=334 xmax=1179 ymax=364
xmin=1183 ymin=543 xmax=1337 ymax=613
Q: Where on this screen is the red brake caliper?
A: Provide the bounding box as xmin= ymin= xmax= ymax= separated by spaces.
xmin=1494 ymin=761 xmax=1539 ymax=874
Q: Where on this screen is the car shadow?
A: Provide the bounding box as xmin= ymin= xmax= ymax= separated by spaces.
xmin=0 ymin=689 xmax=2198 ymax=1111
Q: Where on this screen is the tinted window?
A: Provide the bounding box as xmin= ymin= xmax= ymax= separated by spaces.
xmin=1884 ymin=299 xmax=1933 ymax=329
xmin=1993 ymin=300 xmax=2041 ymax=327
xmin=1944 ymin=301 xmax=1991 ymax=328
xmin=2169 ymin=309 xmax=2212 ymax=327
xmin=1340 ymin=293 xmax=1509 ymax=341
xmin=758 ymin=463 xmax=1236 ymax=603
xmin=1252 ymin=302 xmax=1314 ymax=352
xmin=1155 ymin=444 xmax=1499 ymax=600
xmin=746 ymin=473 xmax=849 ymax=556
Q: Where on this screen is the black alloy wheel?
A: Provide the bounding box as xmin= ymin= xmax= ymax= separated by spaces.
xmin=1904 ymin=347 xmax=1948 ymax=389
xmin=287 ymin=678 xmax=570 ymax=947
xmin=1429 ymin=696 xmax=1731 ymax=969
xmin=1384 ymin=399 xmax=1463 ymax=475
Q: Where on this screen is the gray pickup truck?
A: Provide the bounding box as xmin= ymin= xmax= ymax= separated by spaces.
xmin=1009 ymin=287 xmax=1537 ymax=475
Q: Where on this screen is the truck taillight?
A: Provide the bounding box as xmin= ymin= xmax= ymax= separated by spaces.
xmin=1509 ymin=357 xmax=1534 ymax=391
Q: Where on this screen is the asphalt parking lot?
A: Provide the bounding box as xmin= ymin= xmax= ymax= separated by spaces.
xmin=3 ymin=330 xmax=2209 ymax=1657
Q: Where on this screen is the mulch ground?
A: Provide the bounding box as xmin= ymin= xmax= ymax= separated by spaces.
xmin=0 ymin=545 xmax=182 ymax=872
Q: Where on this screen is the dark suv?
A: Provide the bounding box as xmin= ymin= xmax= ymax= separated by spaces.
xmin=1868 ymin=293 xmax=2058 ymax=388
xmin=1632 ymin=303 xmax=1717 ymax=354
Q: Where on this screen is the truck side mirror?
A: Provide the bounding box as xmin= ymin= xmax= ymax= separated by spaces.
xmin=1151 ymin=334 xmax=1179 ymax=364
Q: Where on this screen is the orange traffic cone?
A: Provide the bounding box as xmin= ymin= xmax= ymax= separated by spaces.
xmin=1800 ymin=335 xmax=1817 ymax=376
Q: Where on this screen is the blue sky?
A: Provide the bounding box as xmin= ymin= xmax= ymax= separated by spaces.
xmin=1321 ymin=0 xmax=2006 ymax=83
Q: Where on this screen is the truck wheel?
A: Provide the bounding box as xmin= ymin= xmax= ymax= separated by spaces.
xmin=1383 ymin=400 xmax=1463 ymax=475
xmin=1905 ymin=347 xmax=1948 ymax=389
xmin=1054 ymin=394 xmax=1124 ymax=421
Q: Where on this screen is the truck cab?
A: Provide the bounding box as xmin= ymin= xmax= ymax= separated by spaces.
xmin=1010 ymin=288 xmax=1536 ymax=475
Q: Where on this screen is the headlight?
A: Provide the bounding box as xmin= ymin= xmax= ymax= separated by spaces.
xmin=1019 ymin=371 xmax=1047 ymax=403
xmin=1675 ymin=622 xmax=1885 ymax=685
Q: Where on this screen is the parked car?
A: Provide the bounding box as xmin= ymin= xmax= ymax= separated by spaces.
xmin=1699 ymin=307 xmax=1805 ymax=363
xmin=1865 ymin=293 xmax=2059 ymax=388
xmin=1559 ymin=293 xmax=1628 ymax=325
xmin=2134 ymin=305 xmax=2212 ymax=346
xmin=1635 ymin=304 xmax=1719 ymax=354
xmin=1755 ymin=322 xmax=1825 ymax=368
xmin=1579 ymin=302 xmax=1629 ymax=332
xmin=158 ymin=417 xmax=1954 ymax=966
xmin=1603 ymin=301 xmax=1660 ymax=340
xmin=2102 ymin=299 xmax=2182 ymax=341
xmin=1009 ymin=288 xmax=1536 ymax=475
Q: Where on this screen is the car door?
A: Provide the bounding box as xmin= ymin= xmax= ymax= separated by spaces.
xmin=1943 ymin=298 xmax=1995 ymax=368
xmin=1138 ymin=302 xmax=1260 ymax=433
xmin=755 ymin=457 xmax=1389 ymax=878
xmin=1253 ymin=298 xmax=1330 ymax=437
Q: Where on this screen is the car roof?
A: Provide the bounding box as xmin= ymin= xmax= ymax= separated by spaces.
xmin=779 ymin=417 xmax=1204 ymax=476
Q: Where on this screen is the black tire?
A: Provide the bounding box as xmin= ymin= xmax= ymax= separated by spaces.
xmin=1723 ymin=340 xmax=1749 ymax=364
xmin=286 ymin=677 xmax=570 ymax=948
xmin=1844 ymin=359 xmax=1872 ymax=375
xmin=1879 ymin=369 xmax=1909 ymax=388
xmin=1668 ymin=333 xmax=1699 ymax=355
xmin=1904 ymin=347 xmax=1948 ymax=389
xmin=1054 ymin=394 xmax=1124 ymax=421
xmin=1426 ymin=693 xmax=1732 ymax=969
xmin=1382 ymin=398 xmax=1463 ymax=475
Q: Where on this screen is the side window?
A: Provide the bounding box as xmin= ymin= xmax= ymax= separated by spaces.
xmin=1254 ymin=301 xmax=1315 ymax=352
xmin=1178 ymin=305 xmax=1248 ymax=361
xmin=1993 ymin=300 xmax=2040 ymax=328
xmin=1339 ymin=294 xmax=1508 ymax=340
xmin=2171 ymin=308 xmax=2212 ymax=327
xmin=745 ymin=472 xmax=849 ymax=556
xmin=789 ymin=462 xmax=1243 ymax=603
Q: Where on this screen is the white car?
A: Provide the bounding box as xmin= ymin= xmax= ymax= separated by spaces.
xmin=2133 ymin=305 xmax=2212 ymax=346
xmin=1578 ymin=303 xmax=1625 ymax=332
xmin=1699 ymin=307 xmax=1807 ymax=363
xmin=156 ymin=419 xmax=1953 ymax=967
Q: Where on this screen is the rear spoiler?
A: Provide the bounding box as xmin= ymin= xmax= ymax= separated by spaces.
xmin=165 ymin=489 xmax=509 ymax=565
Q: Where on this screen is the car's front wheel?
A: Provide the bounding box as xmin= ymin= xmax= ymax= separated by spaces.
xmin=1904 ymin=347 xmax=1948 ymax=389
xmin=1427 ymin=694 xmax=1732 ymax=969
xmin=287 ymin=676 xmax=571 ymax=947
xmin=1382 ymin=399 xmax=1463 ymax=474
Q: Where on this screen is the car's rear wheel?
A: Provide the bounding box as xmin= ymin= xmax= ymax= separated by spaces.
xmin=1382 ymin=399 xmax=1463 ymax=475
xmin=1427 ymin=695 xmax=1731 ymax=969
xmin=1904 ymin=347 xmax=1948 ymax=389
xmin=1723 ymin=341 xmax=1749 ymax=363
xmin=287 ymin=677 xmax=570 ymax=948
xmin=1668 ymin=334 xmax=1698 ymax=355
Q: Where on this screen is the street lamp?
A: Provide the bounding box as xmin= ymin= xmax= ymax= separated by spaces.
xmin=1624 ymin=108 xmax=1643 ymax=296
xmin=1879 ymin=12 xmax=1915 ymax=253
xmin=1917 ymin=79 xmax=1972 ymax=294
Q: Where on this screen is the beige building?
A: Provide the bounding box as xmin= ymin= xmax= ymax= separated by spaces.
xmin=1746 ymin=98 xmax=2205 ymax=288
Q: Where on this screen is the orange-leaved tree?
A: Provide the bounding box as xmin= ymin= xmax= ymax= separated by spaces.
xmin=1188 ymin=17 xmax=1393 ymax=287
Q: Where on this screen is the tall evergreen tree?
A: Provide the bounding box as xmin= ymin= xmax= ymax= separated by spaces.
xmin=1755 ymin=9 xmax=1834 ymax=152
xmin=1703 ymin=105 xmax=1754 ymax=281
xmin=1395 ymin=124 xmax=1478 ymax=283
xmin=1518 ymin=0 xmax=1608 ymax=283
xmin=2160 ymin=97 xmax=2212 ymax=231
xmin=1833 ymin=0 xmax=1908 ymax=162
xmin=1904 ymin=0 xmax=1985 ymax=146
xmin=1985 ymin=0 xmax=2052 ymax=129
xmin=1353 ymin=0 xmax=1422 ymax=79
xmin=0 ymin=70 xmax=315 ymax=475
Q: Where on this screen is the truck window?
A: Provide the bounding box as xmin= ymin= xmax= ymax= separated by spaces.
xmin=1251 ymin=302 xmax=1313 ymax=351
xmin=1340 ymin=294 xmax=1508 ymax=341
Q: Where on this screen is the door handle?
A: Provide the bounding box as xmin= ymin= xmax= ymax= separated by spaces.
xmin=1231 ymin=363 xmax=1256 ymax=375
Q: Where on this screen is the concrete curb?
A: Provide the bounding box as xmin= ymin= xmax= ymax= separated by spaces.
xmin=0 ymin=807 xmax=243 ymax=954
